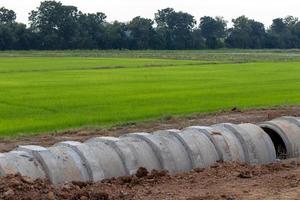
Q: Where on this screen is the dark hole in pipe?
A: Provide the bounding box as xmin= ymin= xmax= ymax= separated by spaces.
xmin=261 ymin=127 xmax=287 ymax=159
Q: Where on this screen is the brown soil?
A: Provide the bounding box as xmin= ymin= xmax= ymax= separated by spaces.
xmin=1 ymin=105 xmax=300 ymax=152
xmin=1 ymin=159 xmax=300 ymax=200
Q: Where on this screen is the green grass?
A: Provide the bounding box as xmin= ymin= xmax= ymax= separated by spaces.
xmin=1 ymin=51 xmax=300 ymax=137
xmin=0 ymin=57 xmax=208 ymax=73
xmin=2 ymin=49 xmax=300 ymax=63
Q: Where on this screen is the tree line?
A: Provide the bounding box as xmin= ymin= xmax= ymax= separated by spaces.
xmin=1 ymin=1 xmax=300 ymax=50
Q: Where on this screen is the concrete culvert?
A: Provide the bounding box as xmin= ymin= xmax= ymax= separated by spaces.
xmin=216 ymin=123 xmax=276 ymax=165
xmin=159 ymin=128 xmax=220 ymax=168
xmin=208 ymin=125 xmax=247 ymax=162
xmin=280 ymin=116 xmax=300 ymax=125
xmin=153 ymin=130 xmax=194 ymax=170
xmin=259 ymin=117 xmax=300 ymax=159
xmin=119 ymin=133 xmax=162 ymax=173
xmin=237 ymin=124 xmax=276 ymax=164
xmin=86 ymin=137 xmax=140 ymax=175
xmin=150 ymin=131 xmax=193 ymax=172
xmin=57 ymin=141 xmax=127 ymax=181
xmin=0 ymin=151 xmax=45 ymax=179
xmin=123 ymin=132 xmax=192 ymax=174
xmin=184 ymin=126 xmax=224 ymax=162
xmin=17 ymin=145 xmax=90 ymax=184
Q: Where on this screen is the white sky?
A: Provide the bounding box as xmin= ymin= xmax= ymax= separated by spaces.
xmin=1 ymin=0 xmax=299 ymax=27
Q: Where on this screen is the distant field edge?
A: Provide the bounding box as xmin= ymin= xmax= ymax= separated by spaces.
xmin=1 ymin=49 xmax=300 ymax=63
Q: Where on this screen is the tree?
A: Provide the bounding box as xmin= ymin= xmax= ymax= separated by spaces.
xmin=0 ymin=7 xmax=33 ymax=50
xmin=0 ymin=22 xmax=33 ymax=50
xmin=76 ymin=12 xmax=107 ymax=49
xmin=190 ymin=29 xmax=206 ymax=49
xmin=199 ymin=16 xmax=227 ymax=48
xmin=284 ymin=16 xmax=300 ymax=48
xmin=226 ymin=16 xmax=266 ymax=48
xmin=266 ymin=16 xmax=300 ymax=48
xmin=29 ymin=1 xmax=80 ymax=49
xmin=3 ymin=1 xmax=300 ymax=50
xmin=0 ymin=7 xmax=16 ymax=24
xmin=103 ymin=21 xmax=129 ymax=49
xmin=127 ymin=17 xmax=156 ymax=49
xmin=294 ymin=21 xmax=300 ymax=47
xmin=155 ymin=8 xmax=196 ymax=49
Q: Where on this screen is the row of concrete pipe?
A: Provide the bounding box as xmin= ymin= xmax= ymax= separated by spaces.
xmin=1 ymin=116 xmax=300 ymax=184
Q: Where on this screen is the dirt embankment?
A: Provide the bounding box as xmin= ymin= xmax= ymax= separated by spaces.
xmin=1 ymin=159 xmax=300 ymax=200
xmin=1 ymin=105 xmax=300 ymax=152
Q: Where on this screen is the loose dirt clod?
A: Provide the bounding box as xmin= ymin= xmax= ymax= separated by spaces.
xmin=238 ymin=171 xmax=253 ymax=179
xmin=136 ymin=167 xmax=149 ymax=178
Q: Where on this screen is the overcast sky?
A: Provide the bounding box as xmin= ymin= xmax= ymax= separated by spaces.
xmin=1 ymin=0 xmax=300 ymax=27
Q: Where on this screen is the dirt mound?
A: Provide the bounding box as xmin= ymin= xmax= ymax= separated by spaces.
xmin=0 ymin=160 xmax=299 ymax=200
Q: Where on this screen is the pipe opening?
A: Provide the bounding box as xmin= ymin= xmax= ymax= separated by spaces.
xmin=261 ymin=127 xmax=287 ymax=159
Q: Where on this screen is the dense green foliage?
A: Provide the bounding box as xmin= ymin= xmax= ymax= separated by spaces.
xmin=0 ymin=51 xmax=300 ymax=136
xmin=1 ymin=1 xmax=300 ymax=50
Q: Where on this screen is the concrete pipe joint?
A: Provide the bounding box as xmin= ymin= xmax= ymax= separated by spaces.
xmin=212 ymin=123 xmax=276 ymax=165
xmin=57 ymin=141 xmax=127 ymax=181
xmin=156 ymin=128 xmax=220 ymax=169
xmin=17 ymin=145 xmax=90 ymax=184
xmin=17 ymin=141 xmax=128 ymax=184
xmin=188 ymin=125 xmax=246 ymax=163
xmin=188 ymin=123 xmax=276 ymax=165
xmin=0 ymin=150 xmax=46 ymax=179
xmin=259 ymin=116 xmax=300 ymax=159
xmin=116 ymin=133 xmax=162 ymax=173
xmin=121 ymin=132 xmax=192 ymax=174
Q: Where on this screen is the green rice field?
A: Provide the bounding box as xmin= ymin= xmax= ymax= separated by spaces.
xmin=1 ymin=50 xmax=300 ymax=137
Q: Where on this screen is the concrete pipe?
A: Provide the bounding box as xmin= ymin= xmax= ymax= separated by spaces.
xmin=118 ymin=133 xmax=162 ymax=172
xmin=238 ymin=123 xmax=276 ymax=164
xmin=0 ymin=150 xmax=45 ymax=179
xmin=17 ymin=145 xmax=90 ymax=184
xmin=123 ymin=132 xmax=191 ymax=174
xmin=281 ymin=116 xmax=300 ymax=127
xmin=259 ymin=117 xmax=300 ymax=159
xmin=85 ymin=137 xmax=138 ymax=175
xmin=214 ymin=123 xmax=276 ymax=165
xmin=215 ymin=123 xmax=258 ymax=164
xmin=189 ymin=125 xmax=246 ymax=162
xmin=58 ymin=140 xmax=127 ymax=181
xmin=155 ymin=129 xmax=219 ymax=169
